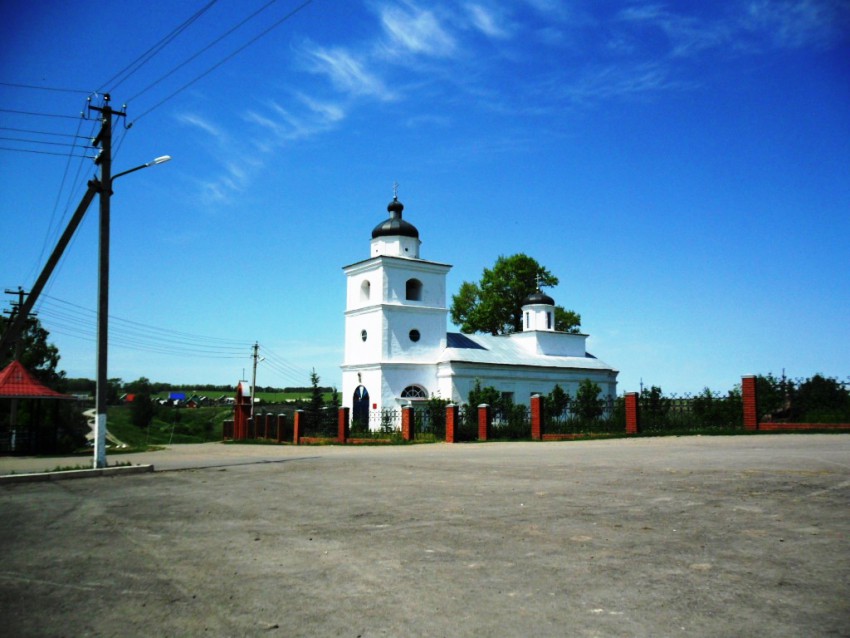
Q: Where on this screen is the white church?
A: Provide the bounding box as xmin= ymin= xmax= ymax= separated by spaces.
xmin=341 ymin=194 xmax=618 ymax=422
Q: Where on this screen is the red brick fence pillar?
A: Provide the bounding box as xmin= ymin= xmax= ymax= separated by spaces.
xmin=445 ymin=404 xmax=458 ymax=443
xmin=742 ymin=376 xmax=759 ymax=431
xmin=293 ymin=410 xmax=304 ymax=445
xmin=276 ymin=414 xmax=285 ymax=443
xmin=338 ymin=407 xmax=350 ymax=444
xmin=477 ymin=404 xmax=492 ymax=441
xmin=625 ymin=392 xmax=640 ymax=434
xmin=530 ymin=394 xmax=543 ymax=440
xmin=401 ymin=405 xmax=414 ymax=441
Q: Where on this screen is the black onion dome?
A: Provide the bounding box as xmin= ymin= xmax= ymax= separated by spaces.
xmin=371 ymin=197 xmax=419 ymax=239
xmin=522 ymin=290 xmax=555 ymax=306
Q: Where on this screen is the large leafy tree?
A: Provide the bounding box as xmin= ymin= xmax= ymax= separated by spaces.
xmin=0 ymin=315 xmax=64 ymax=388
xmin=450 ymin=254 xmax=581 ymax=335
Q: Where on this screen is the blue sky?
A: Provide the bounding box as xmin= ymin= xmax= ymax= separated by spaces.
xmin=1 ymin=0 xmax=848 ymax=395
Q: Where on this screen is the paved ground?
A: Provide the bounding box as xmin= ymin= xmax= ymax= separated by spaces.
xmin=1 ymin=435 xmax=848 ymax=637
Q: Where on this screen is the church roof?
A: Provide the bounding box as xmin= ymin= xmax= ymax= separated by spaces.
xmin=371 ymin=197 xmax=419 ymax=239
xmin=521 ymin=290 xmax=555 ymax=306
xmin=440 ymin=332 xmax=616 ymax=372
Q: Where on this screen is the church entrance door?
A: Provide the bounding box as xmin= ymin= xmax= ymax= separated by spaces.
xmin=353 ymin=385 xmax=369 ymax=429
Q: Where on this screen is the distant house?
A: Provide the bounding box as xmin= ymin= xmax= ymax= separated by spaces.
xmin=186 ymin=394 xmax=210 ymax=408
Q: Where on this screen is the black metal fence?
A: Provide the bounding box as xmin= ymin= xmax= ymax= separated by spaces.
xmin=638 ymin=392 xmax=743 ymax=433
xmin=300 ymin=408 xmax=338 ymax=438
xmin=544 ymin=396 xmax=625 ymax=435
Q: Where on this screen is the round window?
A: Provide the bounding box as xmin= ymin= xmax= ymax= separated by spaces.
xmin=409 ymin=329 xmax=420 ymax=342
xmin=361 ymin=329 xmax=367 ymax=342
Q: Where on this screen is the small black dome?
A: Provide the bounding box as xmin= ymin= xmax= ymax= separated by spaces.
xmin=522 ymin=291 xmax=555 ymax=306
xmin=371 ymin=197 xmax=419 ymax=239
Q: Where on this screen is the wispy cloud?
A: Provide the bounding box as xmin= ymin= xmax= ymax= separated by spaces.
xmin=176 ymin=113 xmax=228 ymax=140
xmin=378 ymin=2 xmax=457 ymax=57
xmin=616 ymin=4 xmax=731 ymax=57
xmin=300 ymin=43 xmax=390 ymax=98
xmin=562 ymin=62 xmax=684 ymax=104
xmin=743 ymin=0 xmax=850 ymax=49
xmin=465 ymin=4 xmax=512 ymax=39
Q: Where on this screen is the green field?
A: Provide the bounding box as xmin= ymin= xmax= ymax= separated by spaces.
xmin=106 ymin=405 xmax=233 ymax=448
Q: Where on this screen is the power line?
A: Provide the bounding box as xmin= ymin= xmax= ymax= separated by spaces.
xmin=0 ymin=146 xmax=94 ymax=158
xmin=0 ymin=81 xmax=93 ymax=95
xmin=0 ymin=107 xmax=85 ymax=120
xmin=125 ymin=0 xmax=281 ymax=104
xmin=130 ymin=0 xmax=315 ymax=124
xmin=0 ymin=135 xmax=94 ymax=149
xmin=0 ymin=126 xmax=88 ymax=139
xmin=98 ymin=0 xmax=220 ymax=93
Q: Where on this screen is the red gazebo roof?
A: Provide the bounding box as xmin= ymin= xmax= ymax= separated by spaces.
xmin=0 ymin=360 xmax=73 ymax=400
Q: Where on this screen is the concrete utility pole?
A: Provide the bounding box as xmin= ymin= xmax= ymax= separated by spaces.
xmin=250 ymin=342 xmax=260 ymax=424
xmin=89 ymin=97 xmax=119 ymax=469
xmin=88 ymin=95 xmax=170 ymax=469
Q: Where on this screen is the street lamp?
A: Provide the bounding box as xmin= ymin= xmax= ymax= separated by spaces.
xmin=112 ymin=155 xmax=172 ymax=180
xmin=93 ymin=153 xmax=171 ymax=469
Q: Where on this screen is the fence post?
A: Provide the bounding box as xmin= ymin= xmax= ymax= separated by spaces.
xmin=401 ymin=405 xmax=414 ymax=441
xmin=276 ymin=414 xmax=285 ymax=443
xmin=248 ymin=417 xmax=255 ymax=440
xmin=530 ymin=394 xmax=543 ymax=440
xmin=477 ymin=404 xmax=491 ymax=441
xmin=264 ymin=413 xmax=272 ymax=439
xmin=445 ymin=404 xmax=458 ymax=443
xmin=294 ymin=410 xmax=304 ymax=444
xmin=223 ymin=419 xmax=233 ymax=440
xmin=625 ymin=392 xmax=640 ymax=434
xmin=742 ymin=376 xmax=759 ymax=431
xmin=338 ymin=407 xmax=350 ymax=444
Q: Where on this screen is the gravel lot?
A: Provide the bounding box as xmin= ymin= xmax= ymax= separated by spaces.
xmin=1 ymin=435 xmax=848 ymax=637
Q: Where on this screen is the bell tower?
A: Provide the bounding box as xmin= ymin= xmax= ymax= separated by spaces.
xmin=341 ymin=190 xmax=451 ymax=421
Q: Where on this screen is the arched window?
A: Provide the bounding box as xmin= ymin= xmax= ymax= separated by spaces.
xmin=401 ymin=385 xmax=428 ymax=399
xmin=360 ymin=280 xmax=371 ymax=302
xmin=405 ymin=278 xmax=423 ymax=301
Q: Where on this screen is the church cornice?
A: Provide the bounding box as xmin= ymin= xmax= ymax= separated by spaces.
xmin=345 ymin=304 xmax=448 ymax=317
xmin=343 ymin=254 xmax=452 ymax=274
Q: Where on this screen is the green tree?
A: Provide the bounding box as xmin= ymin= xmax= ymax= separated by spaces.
xmin=795 ymin=374 xmax=850 ymax=422
xmin=574 ymin=379 xmax=604 ymax=420
xmin=0 ymin=315 xmax=63 ymax=387
xmin=545 ymin=384 xmax=570 ymax=418
xmin=467 ymin=379 xmax=506 ymax=411
xmin=450 ymin=254 xmax=581 ymax=335
xmin=307 ymin=369 xmax=325 ymax=425
xmin=640 ymin=385 xmax=671 ymax=424
xmin=129 ymin=377 xmax=157 ymax=429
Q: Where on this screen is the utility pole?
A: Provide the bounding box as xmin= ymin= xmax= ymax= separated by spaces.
xmin=250 ymin=342 xmax=260 ymax=424
xmin=3 ymin=287 xmax=30 ymax=451
xmin=3 ymin=287 xmax=29 ymax=360
xmin=89 ymin=95 xmax=123 ymax=469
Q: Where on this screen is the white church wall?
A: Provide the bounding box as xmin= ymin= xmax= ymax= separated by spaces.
xmin=440 ymin=362 xmax=618 ymax=406
xmin=384 ymin=306 xmax=446 ymax=362
xmin=511 ymin=331 xmax=588 ymax=357
xmin=343 ymin=307 xmax=384 ymax=365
